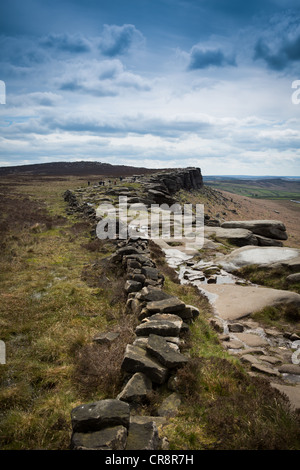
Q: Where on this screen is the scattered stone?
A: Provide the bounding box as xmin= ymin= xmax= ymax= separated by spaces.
xmin=278 ymin=364 xmax=300 ymax=375
xmin=234 ymin=332 xmax=269 ymax=348
xmin=265 ymin=328 xmax=282 ymax=338
xmin=240 ymin=354 xmax=260 ymax=365
xmin=237 ymin=348 xmax=266 ymax=355
xmin=209 ymin=317 xmax=224 ymax=333
xmin=70 ymin=425 xmax=127 ymax=450
xmin=219 ymin=334 xmax=230 ymax=341
xmin=93 ymin=331 xmax=120 ymax=345
xmin=259 ymin=355 xmax=282 ymax=365
xmin=117 ymin=246 xmax=142 ymax=257
xmin=251 ymin=363 xmax=281 ymax=377
xmin=223 ymin=339 xmax=244 ymax=350
xmin=286 ymin=273 xmax=300 ymax=283
xmin=228 ymin=323 xmax=244 ymax=333
xmin=117 ymin=372 xmax=152 ymax=403
xmin=71 ymin=399 xmax=130 ymax=433
xmin=220 ymin=220 xmax=288 ymax=240
xmin=290 ymin=333 xmax=300 ymax=341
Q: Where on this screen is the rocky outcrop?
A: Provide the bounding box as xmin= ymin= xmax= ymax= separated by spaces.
xmin=221 ymin=220 xmax=288 ymax=245
xmin=138 ymin=167 xmax=203 ymax=206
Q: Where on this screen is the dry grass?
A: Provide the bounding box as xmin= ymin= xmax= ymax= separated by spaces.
xmin=165 ymin=357 xmax=300 ymax=450
xmin=0 ymin=175 xmax=128 ymax=449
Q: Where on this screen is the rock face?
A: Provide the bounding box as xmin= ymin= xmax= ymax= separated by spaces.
xmin=199 ymin=284 xmax=300 ymax=320
xmin=142 ymin=167 xmax=203 ymax=205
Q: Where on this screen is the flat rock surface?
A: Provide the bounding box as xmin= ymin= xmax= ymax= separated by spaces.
xmin=218 ymin=246 xmax=300 ymax=271
xmin=199 ymin=284 xmax=300 ymax=320
xmin=233 ymin=332 xmax=269 ymax=347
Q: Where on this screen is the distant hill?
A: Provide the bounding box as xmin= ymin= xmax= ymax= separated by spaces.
xmin=0 ymin=161 xmax=160 ymax=177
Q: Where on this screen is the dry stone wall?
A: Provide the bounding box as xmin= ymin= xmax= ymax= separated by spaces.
xmin=70 ymin=236 xmax=200 ymax=451
xmin=66 ymin=168 xmax=204 ymax=450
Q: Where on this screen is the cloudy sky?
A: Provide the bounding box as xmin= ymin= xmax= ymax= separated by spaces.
xmin=1 ymin=0 xmax=300 ymax=175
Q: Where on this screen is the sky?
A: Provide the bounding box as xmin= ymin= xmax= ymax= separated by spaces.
xmin=0 ymin=0 xmax=300 ymax=176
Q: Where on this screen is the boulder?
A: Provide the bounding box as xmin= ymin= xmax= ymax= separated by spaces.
xmin=251 ymin=363 xmax=281 ymax=377
xmin=286 ymin=273 xmax=300 ymax=283
xmin=255 ymin=235 xmax=283 ymax=247
xmin=121 ymin=344 xmax=169 ymax=384
xmin=278 ymin=364 xmax=300 ymax=375
xmin=93 ymin=331 xmax=120 ymax=345
xmin=71 ymin=399 xmax=130 ymax=433
xmin=205 ymin=227 xmax=258 ymax=247
xmin=221 ymin=220 xmax=287 ymax=240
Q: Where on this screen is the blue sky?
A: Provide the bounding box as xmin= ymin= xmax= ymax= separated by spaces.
xmin=1 ymin=0 xmax=300 ymax=175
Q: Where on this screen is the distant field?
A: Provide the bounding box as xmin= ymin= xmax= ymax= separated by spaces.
xmin=205 ymin=177 xmax=300 ymax=200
